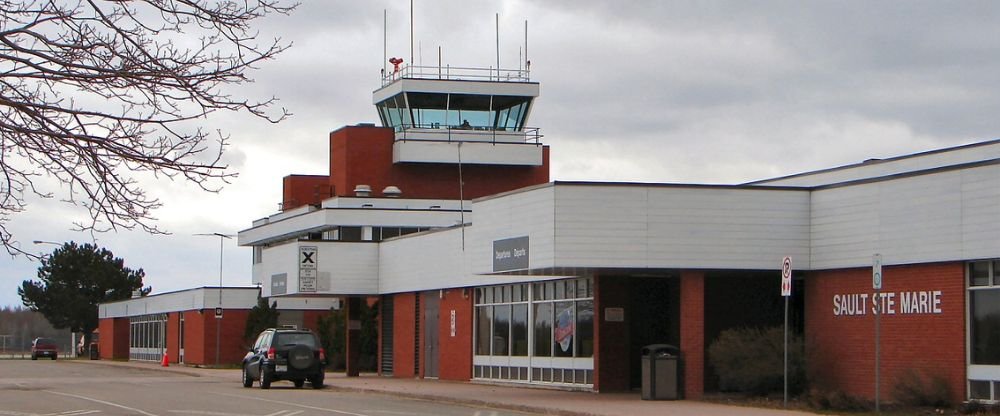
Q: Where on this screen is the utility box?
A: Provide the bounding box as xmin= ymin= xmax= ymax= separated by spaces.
xmin=641 ymin=344 xmax=680 ymax=400
xmin=88 ymin=342 xmax=99 ymax=360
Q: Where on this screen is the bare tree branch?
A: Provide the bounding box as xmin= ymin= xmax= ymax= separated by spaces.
xmin=0 ymin=0 xmax=296 ymax=256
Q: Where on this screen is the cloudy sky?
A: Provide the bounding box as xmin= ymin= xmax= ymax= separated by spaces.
xmin=3 ymin=0 xmax=1000 ymax=308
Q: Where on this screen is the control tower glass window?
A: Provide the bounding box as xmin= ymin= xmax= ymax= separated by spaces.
xmin=377 ymin=93 xmax=532 ymax=132
xmin=408 ymin=92 xmax=448 ymax=128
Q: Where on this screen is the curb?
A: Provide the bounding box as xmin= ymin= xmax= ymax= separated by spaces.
xmin=322 ymin=383 xmax=601 ymax=416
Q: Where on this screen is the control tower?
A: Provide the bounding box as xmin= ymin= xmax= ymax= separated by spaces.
xmin=374 ymin=63 xmax=543 ymax=166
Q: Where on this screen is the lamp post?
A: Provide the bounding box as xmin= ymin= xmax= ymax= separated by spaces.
xmin=196 ymin=232 xmax=233 ymax=366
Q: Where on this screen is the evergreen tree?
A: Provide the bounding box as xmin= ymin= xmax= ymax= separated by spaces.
xmin=243 ymin=296 xmax=279 ymax=345
xmin=19 ymin=242 xmax=149 ymax=345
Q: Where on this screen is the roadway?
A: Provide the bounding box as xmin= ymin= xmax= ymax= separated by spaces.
xmin=0 ymin=359 xmax=533 ymax=416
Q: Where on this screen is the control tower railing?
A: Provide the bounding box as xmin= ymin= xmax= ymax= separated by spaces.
xmin=382 ymin=65 xmax=530 ymax=86
xmin=395 ymin=123 xmax=542 ymax=145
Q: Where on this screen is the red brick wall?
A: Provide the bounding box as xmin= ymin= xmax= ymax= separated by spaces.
xmin=302 ymin=310 xmax=329 ymax=332
xmin=282 ymin=175 xmax=332 ymax=211
xmin=98 ymin=318 xmax=130 ymax=360
xmin=166 ymin=312 xmax=180 ymax=363
xmin=392 ymin=293 xmax=417 ymax=377
xmin=329 ymin=126 xmax=550 ymax=201
xmin=184 ymin=310 xmax=206 ymax=364
xmin=680 ymin=271 xmax=706 ymax=399
xmin=806 ymin=262 xmax=966 ymax=403
xmin=438 ymin=288 xmax=473 ymax=381
xmin=195 ymin=309 xmax=251 ymax=366
xmin=595 ymin=275 xmax=630 ymax=392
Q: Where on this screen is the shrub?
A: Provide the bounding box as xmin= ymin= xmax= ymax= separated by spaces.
xmin=707 ymin=326 xmax=806 ymax=396
xmin=893 ymin=368 xmax=953 ymax=408
xmin=806 ymin=388 xmax=872 ymax=412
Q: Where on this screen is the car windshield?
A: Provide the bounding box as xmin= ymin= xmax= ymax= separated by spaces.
xmin=35 ymin=338 xmax=56 ymax=346
xmin=275 ymin=333 xmax=317 ymax=347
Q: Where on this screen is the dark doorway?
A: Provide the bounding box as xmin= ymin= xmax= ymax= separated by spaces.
xmin=627 ymin=276 xmax=680 ymax=389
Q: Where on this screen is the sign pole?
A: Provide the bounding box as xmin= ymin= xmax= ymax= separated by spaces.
xmin=873 ymin=253 xmax=883 ymax=413
xmin=784 ymin=293 xmax=789 ymax=408
xmin=780 ymin=256 xmax=792 ymax=409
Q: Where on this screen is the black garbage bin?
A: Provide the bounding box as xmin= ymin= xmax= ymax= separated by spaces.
xmin=641 ymin=344 xmax=680 ymax=400
xmin=88 ymin=342 xmax=99 ymax=360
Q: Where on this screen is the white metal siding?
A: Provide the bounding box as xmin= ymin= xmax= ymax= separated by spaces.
xmin=552 ymin=186 xmax=812 ymax=270
xmin=811 ymin=164 xmax=1000 ymax=269
xmin=259 ymin=241 xmax=379 ymax=296
xmin=99 ymin=288 xmax=260 ymax=318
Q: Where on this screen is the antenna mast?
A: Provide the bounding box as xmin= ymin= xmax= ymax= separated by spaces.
xmin=410 ymin=0 xmax=414 ymax=67
xmin=495 ymin=13 xmax=500 ymax=79
xmin=383 ymin=9 xmax=387 ymax=77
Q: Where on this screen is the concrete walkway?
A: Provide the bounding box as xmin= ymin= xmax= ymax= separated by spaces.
xmin=67 ymin=360 xmax=819 ymax=416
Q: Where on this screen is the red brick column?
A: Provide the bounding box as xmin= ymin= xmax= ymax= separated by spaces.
xmin=680 ymin=270 xmax=705 ymax=399
xmin=594 ymin=275 xmax=630 ymax=392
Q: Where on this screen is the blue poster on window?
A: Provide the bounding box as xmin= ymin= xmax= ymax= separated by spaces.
xmin=554 ymin=305 xmax=574 ymax=352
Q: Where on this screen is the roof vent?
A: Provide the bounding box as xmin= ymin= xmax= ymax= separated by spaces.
xmin=382 ymin=186 xmax=402 ymax=197
xmin=353 ymin=184 xmax=371 ymax=197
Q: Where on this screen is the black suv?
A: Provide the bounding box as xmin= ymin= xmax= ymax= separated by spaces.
xmin=242 ymin=327 xmax=326 ymax=389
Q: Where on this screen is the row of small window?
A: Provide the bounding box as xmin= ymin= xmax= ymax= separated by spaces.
xmin=473 ymin=365 xmax=593 ymax=385
xmin=475 ymin=300 xmax=594 ymax=358
xmin=970 ymin=260 xmax=1000 ymax=287
xmin=475 ymin=278 xmax=593 ymax=305
xmin=309 ymin=226 xmax=430 ymax=242
xmin=970 ymin=380 xmax=1000 ymax=401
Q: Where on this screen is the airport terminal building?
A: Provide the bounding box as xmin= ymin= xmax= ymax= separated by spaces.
xmin=101 ymin=63 xmax=1000 ymax=403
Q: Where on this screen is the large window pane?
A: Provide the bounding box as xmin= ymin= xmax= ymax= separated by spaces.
xmin=553 ymin=301 xmax=575 ymax=357
xmin=493 ymin=305 xmax=510 ymax=356
xmin=533 ymin=303 xmax=552 ymax=357
xmin=476 ymin=306 xmax=493 ymax=355
xmin=971 ymin=289 xmax=1000 ymax=364
xmin=511 ymin=304 xmax=528 ymax=356
xmin=576 ymin=300 xmax=594 ymax=358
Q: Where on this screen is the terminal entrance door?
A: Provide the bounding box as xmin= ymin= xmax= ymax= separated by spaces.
xmin=423 ymin=293 xmax=440 ymax=378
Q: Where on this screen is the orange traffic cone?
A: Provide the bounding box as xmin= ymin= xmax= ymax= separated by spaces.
xmin=161 ymin=349 xmax=169 ymax=367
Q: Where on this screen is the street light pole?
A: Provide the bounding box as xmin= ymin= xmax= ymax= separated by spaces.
xmin=196 ymin=232 xmax=234 ymax=366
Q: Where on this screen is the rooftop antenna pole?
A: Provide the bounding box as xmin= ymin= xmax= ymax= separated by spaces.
xmin=524 ymin=20 xmax=529 ymax=77
xmin=410 ymin=0 xmax=414 ymax=67
xmin=495 ymin=13 xmax=500 ymax=80
xmin=383 ymin=9 xmax=387 ymax=78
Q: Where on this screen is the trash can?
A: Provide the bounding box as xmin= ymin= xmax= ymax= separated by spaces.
xmin=641 ymin=344 xmax=680 ymax=400
xmin=88 ymin=342 xmax=99 ymax=360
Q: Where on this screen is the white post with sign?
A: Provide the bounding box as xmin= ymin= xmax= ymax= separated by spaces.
xmin=781 ymin=256 xmax=792 ymax=408
xmin=873 ymin=253 xmax=882 ymax=413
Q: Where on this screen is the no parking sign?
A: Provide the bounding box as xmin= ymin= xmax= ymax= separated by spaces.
xmin=781 ymin=256 xmax=792 ymax=297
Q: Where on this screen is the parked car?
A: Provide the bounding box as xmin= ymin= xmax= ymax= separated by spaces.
xmin=31 ymin=337 xmax=58 ymax=360
xmin=242 ymin=327 xmax=326 ymax=389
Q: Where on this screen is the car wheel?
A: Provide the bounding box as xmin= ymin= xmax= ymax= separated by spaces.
xmin=31 ymin=354 xmax=37 ymax=360
xmin=310 ymin=373 xmax=324 ymax=389
xmin=241 ymin=366 xmax=253 ymax=388
xmin=52 ymin=355 xmax=57 ymax=360
xmin=293 ymin=380 xmax=304 ymax=389
xmin=259 ymin=368 xmax=271 ymax=389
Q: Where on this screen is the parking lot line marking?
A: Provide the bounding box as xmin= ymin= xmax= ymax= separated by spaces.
xmin=213 ymin=393 xmax=370 ymax=416
xmin=45 ymin=391 xmax=157 ymax=416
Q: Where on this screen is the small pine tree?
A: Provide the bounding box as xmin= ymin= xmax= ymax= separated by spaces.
xmin=243 ymin=297 xmax=279 ymax=345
